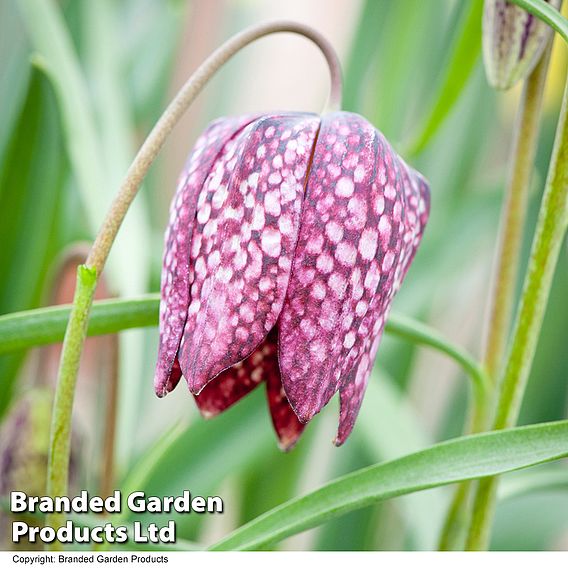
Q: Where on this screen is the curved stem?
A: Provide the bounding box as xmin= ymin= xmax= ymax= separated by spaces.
xmin=86 ymin=20 xmax=342 ymax=273
xmin=466 ymin=68 xmax=568 ymax=551
xmin=384 ymin=313 xmax=489 ymax=395
xmin=438 ymin=44 xmax=552 ymax=551
xmin=45 ymin=20 xmax=342 ymax=547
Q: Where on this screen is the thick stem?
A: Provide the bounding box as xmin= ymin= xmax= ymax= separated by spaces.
xmin=466 ymin=71 xmax=568 ymax=551
xmin=438 ymin=46 xmax=552 ymax=551
xmin=45 ymin=20 xmax=341 ymax=546
xmin=483 ymin=47 xmax=552 ymax=387
xmin=46 ymin=265 xmax=97 ymax=550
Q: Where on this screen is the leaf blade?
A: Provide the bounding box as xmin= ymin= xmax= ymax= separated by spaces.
xmin=406 ymin=0 xmax=484 ymax=155
xmin=209 ymin=421 xmax=568 ymax=550
xmin=0 ymin=296 xmax=484 ymax=391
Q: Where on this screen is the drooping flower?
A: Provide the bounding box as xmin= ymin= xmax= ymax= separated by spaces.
xmin=482 ymin=0 xmax=560 ymax=90
xmin=154 ymin=111 xmax=429 ymax=449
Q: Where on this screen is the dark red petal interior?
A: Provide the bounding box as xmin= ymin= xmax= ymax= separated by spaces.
xmin=192 ymin=334 xmax=274 ymax=417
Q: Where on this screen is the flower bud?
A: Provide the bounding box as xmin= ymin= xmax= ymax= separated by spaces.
xmin=0 ymin=389 xmax=52 ymax=549
xmin=0 ymin=389 xmax=80 ymax=549
xmin=483 ymin=0 xmax=561 ymax=90
xmin=0 ymin=389 xmax=52 ymax=498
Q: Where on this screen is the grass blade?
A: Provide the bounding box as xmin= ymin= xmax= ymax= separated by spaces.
xmin=210 ymin=420 xmax=568 ymax=550
xmin=406 ymin=0 xmax=483 ymax=155
xmin=0 ymin=296 xmax=485 ymax=391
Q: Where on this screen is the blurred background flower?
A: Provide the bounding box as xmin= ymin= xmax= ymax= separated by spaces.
xmin=0 ymin=0 xmax=566 ymax=551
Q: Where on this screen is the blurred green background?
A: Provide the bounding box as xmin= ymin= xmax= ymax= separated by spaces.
xmin=0 ymin=0 xmax=567 ymax=551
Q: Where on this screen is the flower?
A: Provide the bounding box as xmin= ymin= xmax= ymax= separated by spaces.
xmin=154 ymin=112 xmax=429 ymax=449
xmin=483 ymin=0 xmax=560 ymax=90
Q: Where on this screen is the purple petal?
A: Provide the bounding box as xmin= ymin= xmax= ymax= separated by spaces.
xmin=394 ymin=158 xmax=430 ymax=290
xmin=335 ymin=336 xmax=378 ymax=445
xmin=154 ymin=116 xmax=256 ymax=397
xmin=335 ymin=153 xmax=430 ymax=445
xmin=279 ymin=112 xmax=430 ymax=430
xmin=178 ymin=114 xmax=320 ymax=394
xmin=278 ymin=112 xmax=384 ymax=422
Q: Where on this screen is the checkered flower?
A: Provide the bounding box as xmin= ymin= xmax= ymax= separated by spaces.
xmin=154 ymin=111 xmax=429 ymax=449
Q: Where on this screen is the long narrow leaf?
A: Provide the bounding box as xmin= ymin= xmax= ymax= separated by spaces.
xmin=0 ymin=296 xmax=160 ymax=354
xmin=17 ymin=0 xmax=107 ymax=225
xmin=406 ymin=0 xmax=483 ymax=155
xmin=0 ymin=71 xmax=66 ymax=415
xmin=0 ymin=296 xmax=484 ymax=390
xmin=210 ymin=421 xmax=568 ymax=550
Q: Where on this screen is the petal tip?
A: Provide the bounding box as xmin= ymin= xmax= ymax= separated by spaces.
xmin=333 ymin=431 xmax=349 ymax=447
xmin=276 ymin=436 xmax=300 ymax=453
xmin=154 ymin=357 xmax=183 ymax=398
xmin=153 ymin=372 xmax=170 ymax=399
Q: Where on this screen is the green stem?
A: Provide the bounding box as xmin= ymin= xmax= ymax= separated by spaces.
xmin=0 ymin=296 xmax=486 ymax=394
xmin=438 ymin=43 xmax=552 ymax=551
xmin=45 ymin=265 xmax=96 ymax=550
xmin=42 ymin=20 xmax=342 ymax=548
xmin=384 ymin=313 xmax=489 ymax=395
xmin=483 ymin=48 xmax=552 ymax=386
xmin=466 ymin=70 xmax=568 ymax=551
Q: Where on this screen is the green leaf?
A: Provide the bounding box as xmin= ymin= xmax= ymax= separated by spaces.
xmin=120 ymin=390 xmax=273 ymax=538
xmin=16 ymin=0 xmax=107 ymax=228
xmin=0 ymin=295 xmax=485 ymax=391
xmin=0 ymin=0 xmax=30 ymax=162
xmin=209 ymin=420 xmax=568 ymax=550
xmin=0 ymin=70 xmax=67 ymax=415
xmin=406 ymin=0 xmax=483 ymax=155
xmin=0 ymin=296 xmax=159 ymax=355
